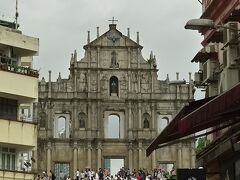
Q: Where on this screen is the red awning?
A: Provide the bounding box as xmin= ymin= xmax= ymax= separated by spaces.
xmin=146 ymin=82 xmax=240 ymax=156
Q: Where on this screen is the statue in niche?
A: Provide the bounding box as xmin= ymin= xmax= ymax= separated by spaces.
xmin=79 ymin=115 xmax=85 ymax=128
xmin=143 ymin=116 xmax=150 ymax=128
xmin=110 ymin=51 xmax=119 ymax=68
xmin=111 ymin=81 xmax=118 ymax=94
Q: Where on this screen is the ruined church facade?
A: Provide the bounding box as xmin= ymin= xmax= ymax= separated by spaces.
xmin=35 ymin=23 xmax=195 ymax=176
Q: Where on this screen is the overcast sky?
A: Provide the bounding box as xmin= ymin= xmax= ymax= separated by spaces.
xmin=0 ymin=0 xmax=204 ymax=97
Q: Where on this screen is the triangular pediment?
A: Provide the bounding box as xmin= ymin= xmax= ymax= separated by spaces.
xmin=84 ymin=25 xmax=143 ymax=49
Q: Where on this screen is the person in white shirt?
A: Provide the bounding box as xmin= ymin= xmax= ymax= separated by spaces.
xmin=76 ymin=169 xmax=80 ymax=180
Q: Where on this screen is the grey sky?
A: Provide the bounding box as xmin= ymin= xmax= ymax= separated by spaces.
xmin=0 ymin=0 xmax=203 ymax=90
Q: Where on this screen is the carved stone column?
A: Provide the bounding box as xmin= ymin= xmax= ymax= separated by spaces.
xmin=97 ymin=47 xmax=100 ymax=68
xmin=137 ymin=48 xmax=140 ymax=69
xmin=87 ymin=102 xmax=92 ymax=130
xmin=138 ymin=103 xmax=142 ymax=129
xmin=73 ymin=142 xmax=78 ymax=174
xmin=128 ymin=142 xmax=133 ymax=171
xmin=151 ymin=103 xmax=155 ymax=129
xmin=178 ymin=144 xmax=182 ymax=168
xmin=87 ymin=142 xmax=92 ymax=167
xmin=128 ymin=48 xmax=131 ymax=68
xmin=47 ymin=142 xmax=52 ymax=173
xmin=97 ymin=142 xmax=102 ymax=169
xmin=128 ymin=104 xmax=132 ymax=129
xmin=73 ymin=101 xmax=78 ymax=134
xmin=151 ymin=150 xmax=156 ymax=169
xmin=128 ymin=73 xmax=131 ymax=93
xmin=47 ymin=101 xmax=53 ymax=138
xmin=74 ymin=69 xmax=77 ymax=93
xmin=138 ymin=142 xmax=143 ymax=168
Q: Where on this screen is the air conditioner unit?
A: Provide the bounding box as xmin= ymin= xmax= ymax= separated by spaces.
xmin=202 ymin=59 xmax=218 ymax=83
xmin=222 ymin=22 xmax=240 ymax=68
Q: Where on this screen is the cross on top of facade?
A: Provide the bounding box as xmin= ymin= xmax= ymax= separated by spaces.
xmin=108 ymin=17 xmax=118 ymax=24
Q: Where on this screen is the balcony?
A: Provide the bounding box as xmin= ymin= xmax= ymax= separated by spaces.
xmin=0 ymin=63 xmax=38 ymax=103
xmin=0 ymin=118 xmax=37 ymax=149
xmin=0 ymin=25 xmax=39 ymax=57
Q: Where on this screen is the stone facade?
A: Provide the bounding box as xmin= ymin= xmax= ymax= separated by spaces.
xmin=35 ymin=24 xmax=195 ymax=177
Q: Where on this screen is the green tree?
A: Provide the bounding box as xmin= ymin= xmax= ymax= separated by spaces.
xmin=196 ymin=137 xmax=206 ymax=153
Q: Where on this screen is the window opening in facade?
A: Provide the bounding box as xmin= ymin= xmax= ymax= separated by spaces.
xmin=56 ymin=116 xmax=66 ymax=138
xmin=0 ymin=97 xmax=17 ymax=120
xmin=158 ymin=116 xmax=170 ymax=133
xmin=78 ymin=112 xmax=86 ymax=129
xmin=107 ymin=114 xmax=120 ymax=138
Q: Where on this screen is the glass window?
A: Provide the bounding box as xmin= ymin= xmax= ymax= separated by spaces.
xmin=1 ymin=147 xmax=16 ymax=170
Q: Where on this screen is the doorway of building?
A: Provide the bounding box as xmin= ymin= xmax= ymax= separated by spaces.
xmin=54 ymin=162 xmax=70 ymax=179
xmin=104 ymin=158 xmax=124 ymax=176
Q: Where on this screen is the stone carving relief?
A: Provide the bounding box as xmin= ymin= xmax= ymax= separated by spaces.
xmin=141 ymin=72 xmax=150 ymax=93
xmin=91 ymin=75 xmax=97 ymax=92
xmin=90 ymin=51 xmax=97 ymax=62
xmin=100 ymin=75 xmax=108 ymax=96
xmin=120 ymin=74 xmax=127 ymax=98
xmin=107 ymin=31 xmax=120 ymax=46
xmin=120 ymin=74 xmax=127 ymax=90
xmin=78 ymin=112 xmax=87 ymax=128
xmin=132 ymin=51 xmax=137 ymax=63
xmin=78 ymin=73 xmax=87 ymax=92
xmin=100 ymin=51 xmax=108 ymax=67
xmin=131 ymin=72 xmax=138 ymax=93
xmin=110 ymin=51 xmax=119 ymax=68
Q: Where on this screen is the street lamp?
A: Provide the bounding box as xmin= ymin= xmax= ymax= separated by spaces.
xmin=185 ymin=19 xmax=215 ymax=31
xmin=185 ymin=18 xmax=240 ymax=32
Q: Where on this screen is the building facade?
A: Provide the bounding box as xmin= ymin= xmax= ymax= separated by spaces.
xmin=36 ymin=23 xmax=195 ymax=178
xmin=0 ymin=20 xmax=39 ymax=179
xmin=193 ymin=1 xmax=240 ymax=180
xmin=147 ymin=1 xmax=240 ymax=180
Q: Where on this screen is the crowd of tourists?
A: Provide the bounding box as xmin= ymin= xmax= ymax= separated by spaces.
xmin=37 ymin=167 xmax=176 ymax=180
